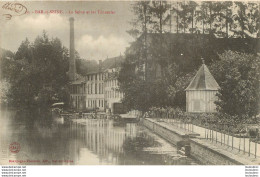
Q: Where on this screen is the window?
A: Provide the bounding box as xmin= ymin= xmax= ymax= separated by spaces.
xmin=95 ymin=83 xmax=97 ymax=94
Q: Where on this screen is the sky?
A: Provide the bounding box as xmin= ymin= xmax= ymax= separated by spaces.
xmin=0 ymin=1 xmax=134 ymax=61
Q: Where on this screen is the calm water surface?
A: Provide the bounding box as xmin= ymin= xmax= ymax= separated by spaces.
xmin=0 ymin=109 xmax=200 ymax=165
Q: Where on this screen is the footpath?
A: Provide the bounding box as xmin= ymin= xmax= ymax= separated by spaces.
xmin=143 ymin=118 xmax=260 ymax=165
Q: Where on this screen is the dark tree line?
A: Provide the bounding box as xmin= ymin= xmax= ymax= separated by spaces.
xmin=1 ymin=31 xmax=70 ymax=110
xmin=119 ymin=1 xmax=260 ymax=118
xmin=128 ymin=1 xmax=260 ymax=38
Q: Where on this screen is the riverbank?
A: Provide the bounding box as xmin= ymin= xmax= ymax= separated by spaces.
xmin=142 ymin=118 xmax=260 ymax=165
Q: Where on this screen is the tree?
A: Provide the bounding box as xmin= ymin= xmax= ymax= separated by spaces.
xmin=149 ymin=1 xmax=170 ymax=33
xmin=127 ymin=1 xmax=151 ymax=39
xmin=210 ymin=51 xmax=260 ymax=117
xmin=2 ymin=31 xmax=70 ymax=110
xmin=232 ymin=2 xmax=260 ymax=38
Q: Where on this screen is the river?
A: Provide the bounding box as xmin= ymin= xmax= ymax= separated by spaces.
xmin=0 ymin=109 xmax=200 ymax=165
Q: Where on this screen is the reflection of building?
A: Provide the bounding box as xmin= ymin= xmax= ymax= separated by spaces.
xmin=185 ymin=61 xmax=220 ymax=113
xmin=72 ymin=120 xmax=137 ymax=164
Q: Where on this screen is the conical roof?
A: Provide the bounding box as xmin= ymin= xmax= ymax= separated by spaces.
xmin=185 ymin=64 xmax=220 ymax=91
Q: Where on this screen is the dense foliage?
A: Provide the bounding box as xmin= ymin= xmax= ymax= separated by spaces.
xmin=1 ymin=32 xmax=70 ymax=110
xmin=210 ymin=51 xmax=260 ymax=117
xmin=119 ymin=1 xmax=260 ymax=118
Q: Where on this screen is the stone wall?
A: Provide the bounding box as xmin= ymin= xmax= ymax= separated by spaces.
xmin=142 ymin=118 xmax=254 ymax=165
xmin=189 ymin=139 xmax=242 ymax=165
xmin=142 ymin=118 xmax=189 ymax=147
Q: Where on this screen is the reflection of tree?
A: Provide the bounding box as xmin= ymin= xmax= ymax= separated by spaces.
xmin=118 ymin=133 xmax=165 ymax=165
xmin=14 ymin=116 xmax=76 ymax=165
xmin=123 ymin=133 xmax=159 ymax=153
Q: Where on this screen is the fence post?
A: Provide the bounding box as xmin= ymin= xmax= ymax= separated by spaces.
xmin=244 ymin=136 xmax=246 ymax=154
xmin=221 ymin=131 xmax=222 ymax=145
xmin=256 ymin=134 xmax=259 ymax=158
xmin=239 ymin=134 xmax=241 ymax=152
xmin=216 ymin=131 xmax=217 ymax=143
xmin=224 ymin=133 xmax=225 ymax=146
xmin=232 ymin=135 xmax=233 ymax=150
xmin=249 ymin=138 xmax=251 ymax=157
xmin=211 ymin=129 xmax=212 ymax=142
xmin=227 ymin=129 xmax=230 ymax=147
xmin=209 ymin=128 xmax=211 ymax=141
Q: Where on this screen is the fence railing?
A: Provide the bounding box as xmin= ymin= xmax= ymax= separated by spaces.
xmin=153 ymin=118 xmax=260 ymax=158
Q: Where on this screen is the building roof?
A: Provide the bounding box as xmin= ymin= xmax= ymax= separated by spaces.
xmin=185 ymin=64 xmax=220 ymax=91
xmin=82 ymin=56 xmax=124 ymax=76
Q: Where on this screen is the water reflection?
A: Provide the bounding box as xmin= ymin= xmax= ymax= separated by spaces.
xmin=0 ymin=109 xmax=199 ymax=165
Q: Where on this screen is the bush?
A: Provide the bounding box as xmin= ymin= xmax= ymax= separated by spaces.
xmin=147 ymin=106 xmax=259 ymax=135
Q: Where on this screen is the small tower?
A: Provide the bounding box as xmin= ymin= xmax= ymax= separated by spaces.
xmin=185 ymin=59 xmax=220 ymax=113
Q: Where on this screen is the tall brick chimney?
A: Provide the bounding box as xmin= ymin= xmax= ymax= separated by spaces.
xmin=69 ymin=17 xmax=76 ymax=81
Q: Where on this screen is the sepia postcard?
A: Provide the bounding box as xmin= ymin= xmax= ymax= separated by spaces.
xmin=0 ymin=0 xmax=260 ymax=169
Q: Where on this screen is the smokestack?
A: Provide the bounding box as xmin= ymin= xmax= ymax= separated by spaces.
xmin=69 ymin=17 xmax=76 ymax=81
